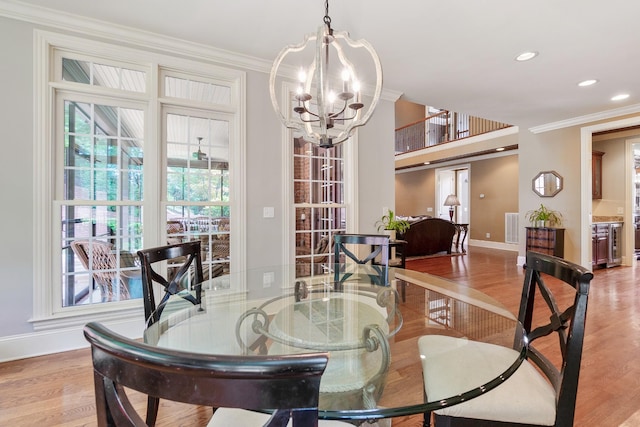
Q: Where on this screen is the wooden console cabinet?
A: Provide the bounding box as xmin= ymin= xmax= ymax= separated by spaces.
xmin=592 ymin=224 xmax=609 ymax=266
xmin=526 ymin=227 xmax=565 ymax=258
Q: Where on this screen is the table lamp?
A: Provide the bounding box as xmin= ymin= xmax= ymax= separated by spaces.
xmin=444 ymin=194 xmax=460 ymax=222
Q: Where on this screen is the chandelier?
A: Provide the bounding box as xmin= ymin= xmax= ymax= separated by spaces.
xmin=269 ymin=0 xmax=383 ymax=148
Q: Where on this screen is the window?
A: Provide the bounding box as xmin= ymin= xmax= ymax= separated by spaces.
xmin=60 ymin=97 xmax=145 ymax=306
xmin=164 ymin=110 xmax=231 ymax=276
xmin=293 ymin=138 xmax=347 ymax=278
xmin=276 ymin=81 xmax=355 ymax=277
xmin=35 ymin=33 xmax=244 ymax=323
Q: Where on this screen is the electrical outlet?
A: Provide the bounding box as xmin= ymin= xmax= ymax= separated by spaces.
xmin=263 ymin=206 xmax=274 ymax=218
xmin=263 ymin=272 xmax=274 ymax=288
xmin=617 ymin=207 xmax=624 ymax=214
xmin=427 ymin=207 xmax=433 ymax=212
xmin=486 ymin=232 xmax=491 ymax=238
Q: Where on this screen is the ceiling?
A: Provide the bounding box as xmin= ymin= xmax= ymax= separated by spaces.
xmin=9 ymin=0 xmax=640 ymax=129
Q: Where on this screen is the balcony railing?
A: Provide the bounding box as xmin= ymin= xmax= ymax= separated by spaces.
xmin=395 ymin=110 xmax=512 ymax=154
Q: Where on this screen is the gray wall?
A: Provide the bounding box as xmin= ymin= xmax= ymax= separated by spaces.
xmin=0 ymin=16 xmax=395 ymax=349
xmin=0 ymin=17 xmax=35 ymax=336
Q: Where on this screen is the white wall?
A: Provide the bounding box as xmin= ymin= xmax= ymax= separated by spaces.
xmin=0 ymin=15 xmax=396 ymax=358
xmin=357 ymin=100 xmax=396 ymax=233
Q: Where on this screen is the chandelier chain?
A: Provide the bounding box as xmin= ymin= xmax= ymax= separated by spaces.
xmin=323 ymin=0 xmax=331 ymax=27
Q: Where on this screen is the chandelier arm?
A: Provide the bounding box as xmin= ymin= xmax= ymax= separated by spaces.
xmin=298 ymin=106 xmax=320 ymax=119
xmin=335 ymin=113 xmax=359 ymax=122
xmin=327 ymin=100 xmax=349 ymax=119
xmin=299 ymin=117 xmax=321 ymax=124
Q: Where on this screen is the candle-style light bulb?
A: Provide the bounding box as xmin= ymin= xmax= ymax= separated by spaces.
xmin=353 ymin=80 xmax=361 ymax=102
xmin=298 ymin=67 xmax=306 ymax=83
xmin=328 ymin=90 xmax=336 ymax=104
xmin=341 ymin=68 xmax=350 ymax=93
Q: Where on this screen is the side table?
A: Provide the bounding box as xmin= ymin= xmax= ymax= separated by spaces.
xmin=454 ymin=224 xmax=469 ymax=253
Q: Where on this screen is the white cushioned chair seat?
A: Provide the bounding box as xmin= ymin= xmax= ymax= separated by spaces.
xmin=208 ymin=408 xmax=352 ymax=426
xmin=418 ymin=335 xmax=556 ymax=425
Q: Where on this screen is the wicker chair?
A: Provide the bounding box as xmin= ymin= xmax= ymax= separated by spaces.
xmin=296 ymin=235 xmax=332 ymax=276
xmin=70 ymin=240 xmax=140 ymax=302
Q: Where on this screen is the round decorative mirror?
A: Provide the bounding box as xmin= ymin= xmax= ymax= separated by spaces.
xmin=532 ymin=171 xmax=563 ymax=197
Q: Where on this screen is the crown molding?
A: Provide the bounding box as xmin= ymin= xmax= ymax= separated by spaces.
xmin=529 ymin=103 xmax=640 ymax=134
xmin=0 ymin=0 xmax=405 ymax=106
xmin=0 ymin=0 xmax=272 ymax=73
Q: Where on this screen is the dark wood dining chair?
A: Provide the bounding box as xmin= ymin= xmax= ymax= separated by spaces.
xmin=83 ymin=322 xmax=349 ymax=427
xmin=419 ymin=251 xmax=593 ymax=427
xmin=333 ymin=234 xmax=390 ymax=286
xmin=136 ymin=241 xmax=205 ymax=425
xmin=137 ymin=241 xmax=204 ymax=327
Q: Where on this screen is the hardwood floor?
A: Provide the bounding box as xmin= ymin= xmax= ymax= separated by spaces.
xmin=1 ymin=247 xmax=639 ymax=426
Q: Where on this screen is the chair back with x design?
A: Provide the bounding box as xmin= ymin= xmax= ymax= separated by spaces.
xmin=518 ymin=251 xmax=593 ymax=424
xmin=333 ymin=234 xmax=390 ymax=286
xmin=137 ymin=241 xmax=204 ymax=327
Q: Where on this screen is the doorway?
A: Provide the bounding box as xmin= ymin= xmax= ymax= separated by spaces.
xmin=630 ymin=140 xmax=640 ymax=260
xmin=436 ymin=165 xmax=470 ymax=223
xmin=581 ymin=118 xmax=640 ymax=268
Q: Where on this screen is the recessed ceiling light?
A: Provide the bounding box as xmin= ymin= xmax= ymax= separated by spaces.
xmin=496 ymin=147 xmax=505 ymax=152
xmin=578 ymin=79 xmax=598 ymax=87
xmin=611 ymin=94 xmax=630 ymax=101
xmin=424 ymin=161 xmax=431 ymax=165
xmin=515 ymin=51 xmax=538 ymax=62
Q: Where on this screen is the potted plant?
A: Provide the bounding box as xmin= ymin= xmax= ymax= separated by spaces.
xmin=526 ymin=204 xmax=563 ymax=227
xmin=376 ymin=209 xmax=411 ymax=238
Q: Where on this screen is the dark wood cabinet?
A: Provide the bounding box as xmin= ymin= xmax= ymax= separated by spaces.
xmin=526 ymin=227 xmax=565 ymax=258
xmin=592 ymin=222 xmax=622 ymax=268
xmin=592 ymin=224 xmax=609 ymax=266
xmin=592 ymin=151 xmax=604 ymax=199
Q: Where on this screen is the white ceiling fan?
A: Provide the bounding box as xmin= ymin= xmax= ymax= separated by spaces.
xmin=193 ymin=137 xmax=208 ymax=161
xmin=191 ymin=136 xmax=229 ymax=170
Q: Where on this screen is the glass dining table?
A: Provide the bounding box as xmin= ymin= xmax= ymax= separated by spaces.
xmin=143 ymin=264 xmax=527 ymax=423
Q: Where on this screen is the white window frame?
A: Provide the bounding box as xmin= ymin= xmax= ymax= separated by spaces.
xmin=160 ymin=104 xmax=237 ymax=275
xmin=32 ymin=31 xmax=246 ymax=330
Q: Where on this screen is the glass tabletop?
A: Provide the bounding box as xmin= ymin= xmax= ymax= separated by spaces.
xmin=143 ymin=265 xmax=526 ymax=421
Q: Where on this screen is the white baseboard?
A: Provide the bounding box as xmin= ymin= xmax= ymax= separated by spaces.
xmin=0 ymin=318 xmax=143 ymax=363
xmin=468 ymin=239 xmax=519 ymax=252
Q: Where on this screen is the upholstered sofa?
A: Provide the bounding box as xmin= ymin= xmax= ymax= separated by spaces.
xmin=397 ymin=217 xmax=457 ymax=257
